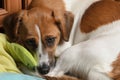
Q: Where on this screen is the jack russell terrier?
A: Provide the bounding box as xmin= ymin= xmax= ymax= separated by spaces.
xmin=3 ymin=0 xmax=74 ymax=75
xmin=47 ymin=0 xmax=120 ymax=80
xmin=3 ymin=0 xmax=120 ymax=80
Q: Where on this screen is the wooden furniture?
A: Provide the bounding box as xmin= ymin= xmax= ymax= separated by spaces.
xmin=0 ymin=0 xmax=32 ymax=29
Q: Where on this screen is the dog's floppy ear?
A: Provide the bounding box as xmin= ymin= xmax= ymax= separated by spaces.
xmin=64 ymin=11 xmax=74 ymax=41
xmin=52 ymin=11 xmax=74 ymax=41
xmin=3 ymin=11 xmax=27 ymax=42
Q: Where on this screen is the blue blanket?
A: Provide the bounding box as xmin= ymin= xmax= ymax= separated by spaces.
xmin=0 ymin=73 xmax=45 ymax=80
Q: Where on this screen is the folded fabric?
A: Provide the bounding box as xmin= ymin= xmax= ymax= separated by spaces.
xmin=0 ymin=72 xmax=45 ymax=80
xmin=0 ymin=33 xmax=20 ymax=73
xmin=6 ymin=41 xmax=37 ymax=69
xmin=0 ymin=33 xmax=37 ymax=73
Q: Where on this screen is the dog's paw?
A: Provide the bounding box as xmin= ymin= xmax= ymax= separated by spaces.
xmin=47 ymin=71 xmax=64 ymax=77
xmin=46 ymin=72 xmax=56 ymax=77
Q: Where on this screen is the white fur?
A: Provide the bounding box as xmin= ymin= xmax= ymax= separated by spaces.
xmin=55 ymin=0 xmax=100 ymax=57
xmin=47 ymin=20 xmax=120 ymax=80
xmin=35 ymin=25 xmax=42 ymax=63
xmin=35 ymin=25 xmax=50 ymax=66
xmin=47 ymin=0 xmax=120 ymax=80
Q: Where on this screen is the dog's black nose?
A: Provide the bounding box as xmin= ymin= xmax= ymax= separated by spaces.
xmin=37 ymin=63 xmax=50 ymax=75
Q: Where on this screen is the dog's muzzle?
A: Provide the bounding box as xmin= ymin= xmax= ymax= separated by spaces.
xmin=37 ymin=63 xmax=50 ymax=75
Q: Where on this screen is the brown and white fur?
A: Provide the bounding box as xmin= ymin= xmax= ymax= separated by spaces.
xmin=46 ymin=0 xmax=120 ymax=80
xmin=3 ymin=0 xmax=74 ymax=75
xmin=3 ymin=0 xmax=120 ymax=79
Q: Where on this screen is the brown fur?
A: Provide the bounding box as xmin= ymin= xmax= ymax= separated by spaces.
xmin=109 ymin=54 xmax=120 ymax=80
xmin=80 ymin=0 xmax=120 ymax=33
xmin=115 ymin=0 xmax=120 ymax=1
xmin=28 ymin=0 xmax=73 ymax=41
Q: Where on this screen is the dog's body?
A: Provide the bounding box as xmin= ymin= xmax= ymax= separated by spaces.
xmin=47 ymin=0 xmax=120 ymax=80
xmin=3 ymin=0 xmax=120 ymax=79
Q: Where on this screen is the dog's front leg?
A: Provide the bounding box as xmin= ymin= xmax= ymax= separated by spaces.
xmin=47 ymin=44 xmax=80 ymax=77
xmin=46 ymin=59 xmax=67 ymax=77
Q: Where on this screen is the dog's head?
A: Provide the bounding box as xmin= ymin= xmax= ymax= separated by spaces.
xmin=3 ymin=9 xmax=40 ymax=53
xmin=36 ymin=8 xmax=74 ymax=74
xmin=3 ymin=8 xmax=74 ymax=74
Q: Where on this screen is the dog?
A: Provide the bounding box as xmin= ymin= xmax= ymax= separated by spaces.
xmin=46 ymin=0 xmax=120 ymax=80
xmin=4 ymin=0 xmax=120 ymax=80
xmin=3 ymin=0 xmax=74 ymax=75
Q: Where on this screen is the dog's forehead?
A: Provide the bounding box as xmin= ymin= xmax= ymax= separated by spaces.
xmin=20 ymin=11 xmax=37 ymax=30
xmin=18 ymin=16 xmax=39 ymax=40
xmin=35 ymin=24 xmax=43 ymax=54
xmin=26 ymin=8 xmax=54 ymax=28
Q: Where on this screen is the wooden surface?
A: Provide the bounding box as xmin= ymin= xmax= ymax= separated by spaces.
xmin=22 ymin=0 xmax=32 ymax=9
xmin=0 ymin=0 xmax=32 ymax=28
xmin=0 ymin=0 xmax=22 ymax=27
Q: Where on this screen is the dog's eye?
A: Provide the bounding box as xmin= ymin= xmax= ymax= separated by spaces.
xmin=45 ymin=37 xmax=56 ymax=47
xmin=25 ymin=38 xmax=37 ymax=48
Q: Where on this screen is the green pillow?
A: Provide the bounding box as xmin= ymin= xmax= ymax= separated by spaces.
xmin=6 ymin=42 xmax=37 ymax=69
xmin=0 ymin=33 xmax=37 ymax=71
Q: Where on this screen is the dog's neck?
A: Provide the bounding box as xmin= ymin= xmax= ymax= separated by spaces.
xmin=55 ymin=0 xmax=100 ymax=57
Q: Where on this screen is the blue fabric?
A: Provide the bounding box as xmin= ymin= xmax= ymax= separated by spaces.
xmin=0 ymin=73 xmax=45 ymax=80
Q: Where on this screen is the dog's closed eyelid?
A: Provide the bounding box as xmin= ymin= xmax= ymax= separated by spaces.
xmin=25 ymin=38 xmax=37 ymax=48
xmin=45 ymin=37 xmax=56 ymax=47
xmin=46 ymin=37 xmax=55 ymax=42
